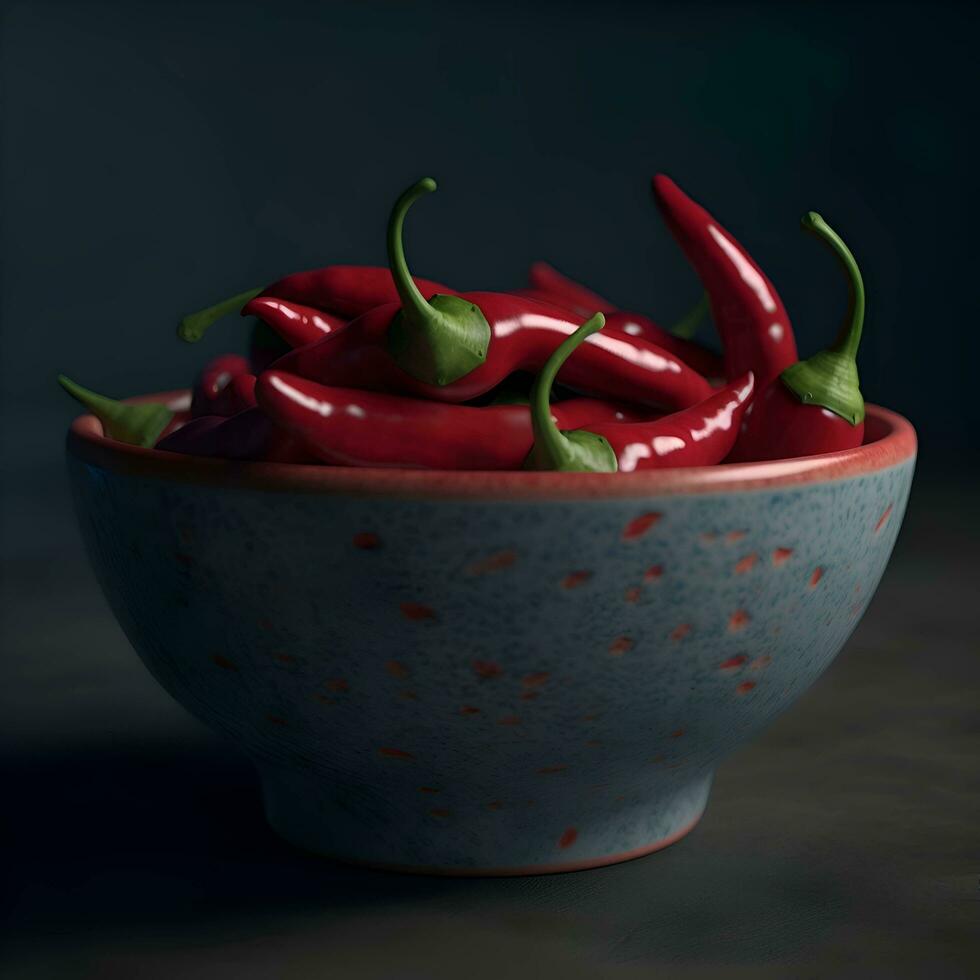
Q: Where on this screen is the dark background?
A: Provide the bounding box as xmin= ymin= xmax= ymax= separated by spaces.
xmin=2 ymin=2 xmax=978 ymax=976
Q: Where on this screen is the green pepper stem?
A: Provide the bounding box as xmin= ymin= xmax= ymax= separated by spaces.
xmin=801 ymin=212 xmax=864 ymax=361
xmin=58 ymin=375 xmax=173 ymax=447
xmin=386 ymin=177 xmax=439 ymax=325
xmin=529 ymin=313 xmax=606 ymax=460
xmin=178 ymin=287 xmax=263 ymax=343
xmin=670 ymin=293 xmax=709 ymax=339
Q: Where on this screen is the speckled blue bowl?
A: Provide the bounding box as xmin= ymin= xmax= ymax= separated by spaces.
xmin=67 ymin=394 xmax=915 ymax=875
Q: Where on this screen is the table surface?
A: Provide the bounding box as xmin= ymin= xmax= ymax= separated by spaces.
xmin=2 ymin=472 xmax=978 ymax=979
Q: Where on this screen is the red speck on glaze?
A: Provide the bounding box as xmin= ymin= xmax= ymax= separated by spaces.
xmin=266 ymin=714 xmax=287 ymax=725
xmin=809 ymin=567 xmax=824 ymax=588
xmin=649 ymin=754 xmax=665 ymax=764
xmin=498 ymin=715 xmax=522 ymax=726
xmin=670 ymin=729 xmax=685 ymax=738
xmin=644 ymin=565 xmax=664 ymax=582
xmin=582 ymin=713 xmax=601 ymax=722
xmin=419 ymin=786 xmax=440 ymax=793
xmin=701 ymin=532 xmax=718 ymax=543
xmin=430 ymin=808 xmax=451 ymax=818
xmin=736 ymin=681 xmax=757 ymax=695
xmin=609 ymin=635 xmax=634 ymax=655
xmin=520 ymin=691 xmax=539 ymax=701
xmin=728 ymin=610 xmax=750 ymax=632
xmin=624 ymin=586 xmax=642 ymax=603
xmin=257 ymin=618 xmax=273 ymax=631
xmin=211 ymin=654 xmax=237 ymax=670
xmin=558 ymin=828 xmax=579 ymax=849
xmin=488 ymin=801 xmax=503 ymax=810
xmin=467 ymin=549 xmax=518 ymax=575
xmin=353 ymin=532 xmax=381 ymax=550
xmin=750 ymin=655 xmax=772 ymax=671
xmin=459 ymin=705 xmax=481 ymax=715
xmin=399 ymin=690 xmax=418 ymax=700
xmin=473 ymin=660 xmax=503 ymax=679
xmin=875 ymin=503 xmax=893 ymax=533
xmin=379 ymin=747 xmax=415 ymax=759
xmin=623 ymin=512 xmax=661 ymax=539
xmin=561 ymin=570 xmax=592 ymax=589
xmin=734 ymin=553 xmax=758 ymax=575
xmin=772 ymin=548 xmax=794 ymax=566
xmin=537 ymin=765 xmax=568 ymax=774
xmin=523 ymin=671 xmax=550 ymax=687
xmin=272 ymin=652 xmax=297 ymax=664
xmin=726 ymin=530 xmax=747 ymax=543
xmin=586 ymin=739 xmax=602 ymax=746
xmin=401 ymin=602 xmax=436 ymax=621
xmin=386 ymin=660 xmax=410 ymax=678
xmin=326 ymin=678 xmax=349 ymax=692
xmin=719 ymin=654 xmax=748 ymax=673
xmin=175 ymin=552 xmax=194 ymax=566
xmin=670 ymin=623 xmax=692 ymax=642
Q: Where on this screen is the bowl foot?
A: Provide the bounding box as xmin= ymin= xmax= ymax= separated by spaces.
xmin=258 ymin=764 xmax=712 ymax=876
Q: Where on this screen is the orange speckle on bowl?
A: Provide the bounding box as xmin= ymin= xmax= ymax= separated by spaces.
xmin=487 ymin=801 xmax=503 ymax=810
xmin=644 ymin=565 xmax=664 ymax=582
xmin=325 ymin=678 xmax=349 ymax=692
xmin=809 ymin=567 xmax=824 ymax=588
xmin=400 ymin=602 xmax=436 ymax=621
xmin=623 ymin=512 xmax=661 ymax=539
xmin=670 ymin=729 xmax=685 ymax=738
xmin=874 ymin=503 xmax=893 ymax=533
xmin=379 ymin=747 xmax=414 ymax=759
xmin=558 ymin=827 xmax=578 ymax=849
xmin=728 ymin=610 xmax=750 ymax=632
xmin=561 ymin=570 xmax=592 ymax=589
xmin=670 ymin=623 xmax=692 ymax=642
xmin=734 ymin=552 xmax=758 ymax=574
xmin=582 ymin=713 xmax=601 ymax=722
xmin=398 ymin=690 xmax=418 ymax=701
xmin=272 ymin=651 xmax=297 ymax=664
xmin=522 ymin=671 xmax=551 ymax=687
xmin=719 ymin=654 xmax=748 ymax=673
xmin=429 ymin=808 xmax=451 ymax=818
xmin=726 ymin=530 xmax=747 ymax=543
xmin=649 ymin=754 xmax=665 ymax=764
xmin=736 ymin=681 xmax=757 ymax=695
xmin=473 ymin=660 xmax=502 ymax=679
xmin=419 ymin=786 xmax=440 ymax=793
xmin=266 ymin=714 xmax=287 ymax=726
xmin=750 ymin=655 xmax=772 ymax=671
xmin=467 ymin=549 xmax=518 ymax=575
xmin=386 ymin=660 xmax=410 ymax=678
xmin=498 ymin=715 xmax=521 ymax=726
xmin=459 ymin=705 xmax=481 ymax=715
xmin=352 ymin=531 xmax=381 ymax=550
xmin=701 ymin=532 xmax=718 ymax=543
xmin=520 ymin=691 xmax=539 ymax=701
xmin=211 ymin=654 xmax=237 ymax=670
xmin=586 ymin=739 xmax=602 ymax=746
xmin=537 ymin=765 xmax=568 ymax=774
xmin=624 ymin=585 xmax=642 ymax=603
xmin=772 ymin=547 xmax=794 ymax=566
xmin=312 ymin=694 xmax=335 ymax=705
xmin=609 ymin=635 xmax=634 ymax=655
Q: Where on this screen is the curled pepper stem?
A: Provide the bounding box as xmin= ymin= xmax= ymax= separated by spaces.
xmin=670 ymin=293 xmax=710 ymax=339
xmin=178 ymin=287 xmax=263 ymax=343
xmin=58 ymin=374 xmax=173 ymax=447
xmin=386 ymin=177 xmax=439 ymax=323
xmin=801 ymin=212 xmax=864 ymax=361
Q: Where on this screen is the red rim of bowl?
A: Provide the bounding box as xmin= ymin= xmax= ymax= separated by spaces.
xmin=67 ymin=390 xmax=916 ymax=500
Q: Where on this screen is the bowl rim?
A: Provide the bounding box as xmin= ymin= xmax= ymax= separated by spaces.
xmin=67 ymin=390 xmax=916 ymax=500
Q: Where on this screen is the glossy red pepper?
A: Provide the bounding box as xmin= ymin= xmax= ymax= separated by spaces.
xmin=525 ymin=315 xmax=754 ymax=472
xmin=243 ymin=296 xmax=347 ymax=349
xmin=728 ymin=213 xmax=867 ymax=462
xmin=155 ymin=407 xmax=314 ymax=463
xmin=652 ymin=174 xmax=798 ymax=390
xmin=256 ymin=370 xmax=642 ymax=469
xmin=191 ymin=354 xmax=257 ymax=418
xmin=525 ymin=263 xmax=721 ymax=377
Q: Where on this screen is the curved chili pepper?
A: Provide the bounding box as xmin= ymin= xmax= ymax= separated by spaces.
xmin=191 ymin=354 xmax=256 ymax=418
xmin=58 ymin=375 xmax=178 ymax=447
xmin=526 ymin=263 xmax=720 ymax=376
xmin=155 ymin=407 xmax=314 ymax=463
xmin=728 ymin=213 xmax=866 ymax=462
xmin=243 ymin=296 xmax=347 ymax=349
xmin=255 ymin=370 xmax=640 ymax=470
xmin=652 ymin=174 xmax=797 ymax=389
xmin=524 ymin=315 xmax=754 ymax=472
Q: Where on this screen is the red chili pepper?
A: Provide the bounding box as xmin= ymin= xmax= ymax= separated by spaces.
xmin=728 ymin=213 xmax=866 ymax=462
xmin=155 ymin=407 xmax=314 ymax=463
xmin=191 ymin=354 xmax=257 ymax=418
xmin=652 ymin=174 xmax=798 ymax=389
xmin=243 ymin=296 xmax=347 ymax=349
xmin=255 ymin=370 xmax=641 ymax=469
xmin=525 ymin=315 xmax=754 ymax=472
xmin=525 ymin=263 xmax=721 ymax=377
xmin=271 ymin=180 xmax=711 ymax=410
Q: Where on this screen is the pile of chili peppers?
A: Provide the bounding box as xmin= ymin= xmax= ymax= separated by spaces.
xmin=60 ymin=174 xmax=869 ymax=473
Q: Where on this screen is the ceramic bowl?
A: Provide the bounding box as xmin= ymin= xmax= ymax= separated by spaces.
xmin=66 ymin=393 xmax=916 ymax=875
